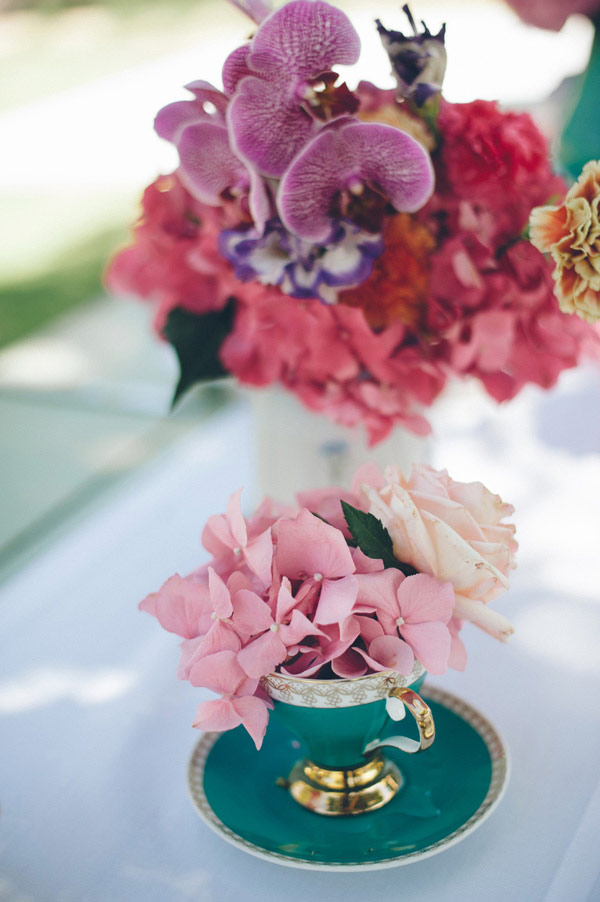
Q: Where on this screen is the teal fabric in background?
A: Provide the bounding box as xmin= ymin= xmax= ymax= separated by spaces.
xmin=560 ymin=18 xmax=600 ymax=179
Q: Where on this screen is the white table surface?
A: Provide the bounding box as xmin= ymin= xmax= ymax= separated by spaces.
xmin=2 ymin=366 xmax=600 ymax=902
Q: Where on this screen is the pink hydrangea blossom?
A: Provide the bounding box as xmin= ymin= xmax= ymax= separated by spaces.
xmin=140 ymin=466 xmax=516 ymax=747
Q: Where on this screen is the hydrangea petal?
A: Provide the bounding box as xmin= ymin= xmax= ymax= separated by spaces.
xmin=397 ymin=573 xmax=454 ymax=624
xmin=237 ymin=629 xmax=287 ymax=678
xmin=231 ymin=694 xmax=271 ymax=749
xmin=367 ymin=635 xmax=415 ymax=674
xmin=243 ymin=528 xmax=274 ymax=589
xmin=139 ymin=574 xmax=211 ymax=639
xmin=313 ymin=574 xmax=358 ymax=624
xmin=226 ymin=488 xmax=248 ymax=547
xmin=208 ymin=567 xmax=234 ymax=619
xmin=193 ymin=697 xmax=243 ymax=733
xmin=276 ymin=509 xmax=355 ymax=580
xmin=232 ymin=589 xmax=274 ymax=635
xmin=331 ymin=647 xmax=368 ymax=678
xmin=189 ymin=649 xmax=254 ymax=695
xmin=400 ymin=621 xmax=451 ymax=674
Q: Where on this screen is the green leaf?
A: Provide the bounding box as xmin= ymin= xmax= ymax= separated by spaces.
xmin=163 ymin=301 xmax=235 ymax=406
xmin=341 ymin=501 xmax=417 ymax=576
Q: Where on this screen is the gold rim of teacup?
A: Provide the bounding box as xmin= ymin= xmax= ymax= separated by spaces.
xmin=260 ymin=661 xmax=426 ymax=708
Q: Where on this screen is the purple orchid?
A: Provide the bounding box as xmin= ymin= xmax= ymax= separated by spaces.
xmin=155 ymin=83 xmax=273 ymax=230
xmin=376 ymin=5 xmax=447 ymax=108
xmin=227 ymin=0 xmax=361 ymax=177
xmin=227 ymin=0 xmax=273 ymax=25
xmin=154 ymin=80 xmax=228 ymax=142
xmin=219 ymin=218 xmax=383 ymax=304
xmin=278 ymin=121 xmax=434 ymax=243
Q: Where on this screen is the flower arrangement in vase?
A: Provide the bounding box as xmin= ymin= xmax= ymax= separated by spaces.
xmin=141 ymin=461 xmax=516 ymax=817
xmin=107 ymin=0 xmax=598 ymax=450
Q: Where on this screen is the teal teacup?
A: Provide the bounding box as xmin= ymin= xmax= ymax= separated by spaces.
xmin=261 ymin=663 xmax=434 ymax=816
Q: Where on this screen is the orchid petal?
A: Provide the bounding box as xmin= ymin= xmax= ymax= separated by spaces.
xmin=178 ymin=121 xmax=248 ymax=204
xmin=279 ymin=122 xmax=434 ymax=242
xmin=228 ymin=76 xmax=318 ymax=178
xmin=154 ymin=81 xmax=227 ymax=141
xmin=222 ymin=44 xmax=252 ymax=95
xmin=248 ymin=0 xmax=360 ymax=78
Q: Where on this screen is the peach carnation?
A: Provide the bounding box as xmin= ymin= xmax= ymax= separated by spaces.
xmin=530 ymin=160 xmax=600 ymax=324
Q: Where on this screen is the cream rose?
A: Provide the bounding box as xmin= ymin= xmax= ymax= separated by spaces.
xmin=359 ymin=464 xmax=517 ymax=641
xmin=530 ymin=160 xmax=600 ymax=324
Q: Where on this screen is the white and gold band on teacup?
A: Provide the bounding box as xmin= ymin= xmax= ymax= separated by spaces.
xmin=260 ymin=662 xmax=426 ymax=708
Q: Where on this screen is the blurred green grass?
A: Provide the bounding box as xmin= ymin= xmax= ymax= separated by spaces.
xmin=0 ymin=1 xmax=207 ymax=348
xmin=0 ymin=227 xmax=126 ymax=348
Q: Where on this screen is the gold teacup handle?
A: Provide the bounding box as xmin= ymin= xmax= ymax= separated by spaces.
xmin=364 ymin=688 xmax=435 ymax=756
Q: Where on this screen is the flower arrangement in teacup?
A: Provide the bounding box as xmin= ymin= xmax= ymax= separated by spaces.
xmin=140 ymin=463 xmax=517 ymax=749
xmin=106 ymin=0 xmax=598 ymax=446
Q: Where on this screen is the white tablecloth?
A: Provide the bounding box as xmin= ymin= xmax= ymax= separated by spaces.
xmin=2 ymin=368 xmax=600 ymax=902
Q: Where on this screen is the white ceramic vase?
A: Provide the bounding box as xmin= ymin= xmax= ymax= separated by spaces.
xmin=250 ymin=385 xmax=429 ymax=502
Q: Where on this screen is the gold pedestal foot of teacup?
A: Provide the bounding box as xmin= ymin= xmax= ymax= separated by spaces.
xmin=286 ymin=752 xmax=403 ymax=816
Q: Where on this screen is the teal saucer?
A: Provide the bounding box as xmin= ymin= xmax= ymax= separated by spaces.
xmin=188 ymin=687 xmax=509 ymax=871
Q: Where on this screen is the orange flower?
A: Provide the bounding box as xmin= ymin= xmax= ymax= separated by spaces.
xmin=530 ymin=160 xmax=600 ymax=323
xmin=339 ymin=213 xmax=435 ymax=329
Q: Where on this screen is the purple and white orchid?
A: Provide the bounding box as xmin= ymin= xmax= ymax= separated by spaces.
xmin=220 ymin=218 xmax=384 ymax=303
xmin=152 ymin=0 xmax=435 ymax=307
